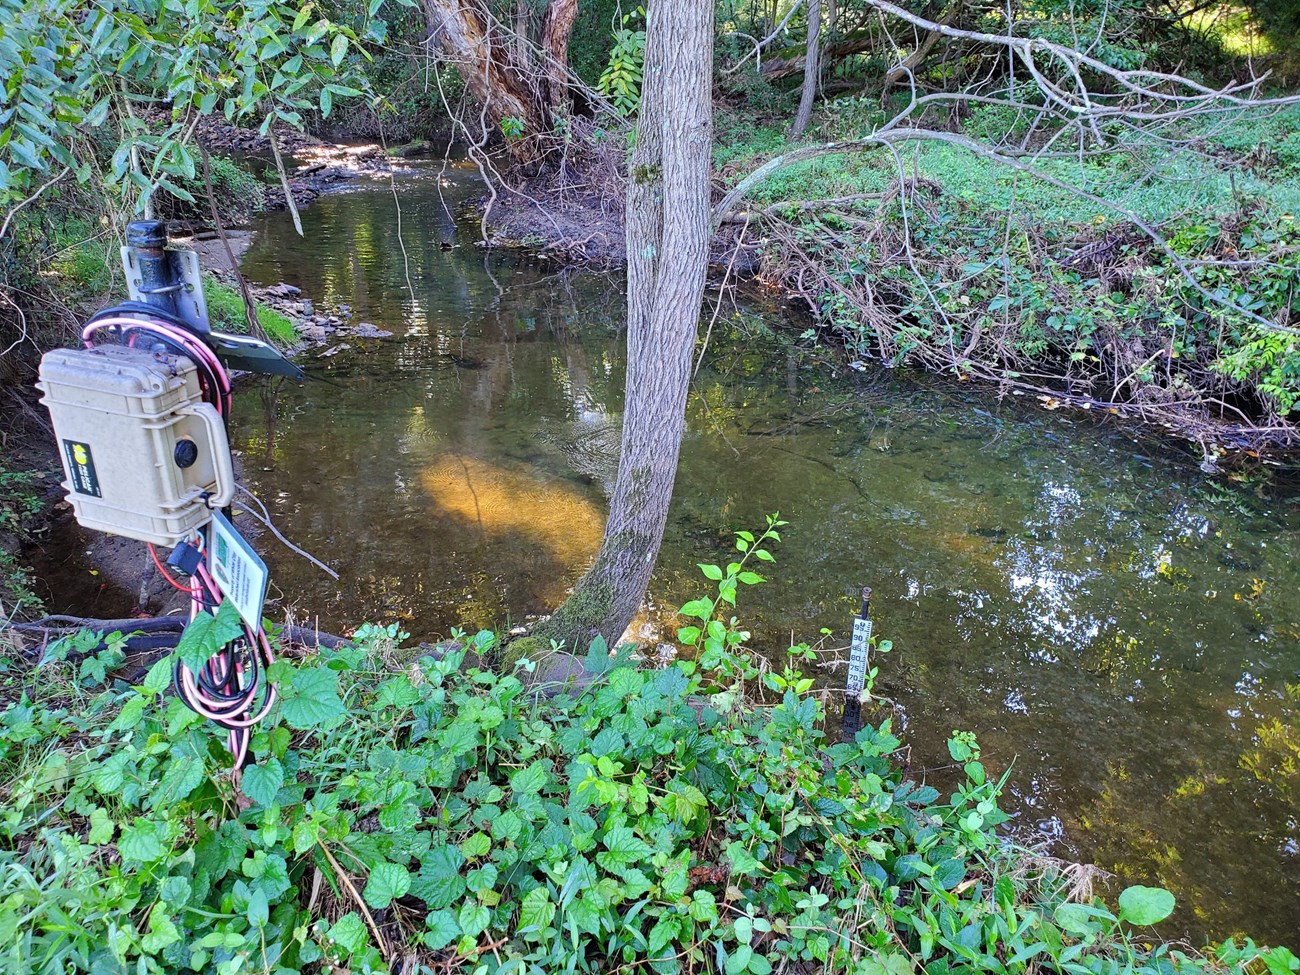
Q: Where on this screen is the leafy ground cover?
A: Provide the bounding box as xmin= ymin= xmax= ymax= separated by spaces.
xmin=1 ymin=524 xmax=1297 ymax=974
xmin=0 ymin=459 xmax=44 ymax=617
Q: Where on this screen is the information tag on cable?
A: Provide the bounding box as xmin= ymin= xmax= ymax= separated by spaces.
xmin=209 ymin=509 xmax=269 ymax=628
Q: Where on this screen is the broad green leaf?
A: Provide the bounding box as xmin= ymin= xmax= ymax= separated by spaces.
xmin=363 ymin=861 xmax=411 ymax=909
xmin=460 ymin=831 xmax=491 ymax=859
xmin=679 ymin=598 xmax=713 ymax=621
xmin=88 ymin=807 xmax=115 ymax=845
xmin=142 ymin=655 xmax=173 ymax=694
xmin=1055 ymin=902 xmax=1103 ymax=936
xmin=330 ymin=33 xmax=348 ymax=67
xmin=726 ymin=944 xmax=753 ymax=975
xmin=458 ymin=901 xmax=491 ymax=938
xmin=142 ymin=911 xmax=181 ymax=953
xmin=241 ymin=758 xmax=284 ymax=808
xmin=423 ymin=909 xmax=460 ymax=950
xmin=698 ymin=563 xmax=724 ymax=581
xmin=932 ymin=858 xmax=965 ymax=890
xmin=247 ymin=888 xmax=269 ymax=927
xmin=689 ymin=890 xmax=718 ymax=923
xmin=564 ymin=895 xmax=602 ymax=935
xmin=724 ymin=841 xmax=762 ymax=876
xmin=518 ymin=887 xmax=555 ymax=941
xmin=648 ymin=914 xmax=679 ymax=955
xmin=151 ymin=751 xmax=206 ymax=808
xmin=175 ymin=601 xmax=242 ymax=672
xmin=413 ymin=847 xmax=466 ymax=908
xmin=1117 ymin=885 xmax=1175 ymax=926
xmin=510 ymin=760 xmax=550 ymax=795
xmin=280 ymin=665 xmax=345 ymax=729
xmin=329 ymin=913 xmax=369 ymax=954
xmin=734 ymin=916 xmax=753 ymax=945
xmin=597 ymin=826 xmax=652 ymax=872
xmin=118 ymin=818 xmax=166 ymax=863
xmin=93 ymin=753 xmax=129 ymax=795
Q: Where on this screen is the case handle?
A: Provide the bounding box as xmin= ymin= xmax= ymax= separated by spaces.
xmin=179 ymin=401 xmax=236 ymax=508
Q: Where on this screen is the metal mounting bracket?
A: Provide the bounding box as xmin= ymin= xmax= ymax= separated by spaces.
xmin=121 ymin=244 xmax=211 ymax=334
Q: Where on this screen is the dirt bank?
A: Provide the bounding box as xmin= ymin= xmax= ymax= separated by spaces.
xmin=476 ymin=163 xmax=759 ymax=273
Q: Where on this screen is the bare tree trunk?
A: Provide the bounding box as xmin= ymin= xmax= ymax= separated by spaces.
xmin=790 ymin=0 xmax=821 ymax=138
xmin=540 ymin=0 xmax=580 ymax=116
xmin=422 ymin=0 xmax=579 ymax=153
xmin=532 ymin=0 xmax=715 ymax=652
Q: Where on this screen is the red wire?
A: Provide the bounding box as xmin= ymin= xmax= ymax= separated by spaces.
xmin=147 ymin=543 xmax=194 ymax=593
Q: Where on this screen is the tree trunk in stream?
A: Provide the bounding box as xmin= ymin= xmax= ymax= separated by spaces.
xmin=530 ymin=0 xmax=714 ymax=653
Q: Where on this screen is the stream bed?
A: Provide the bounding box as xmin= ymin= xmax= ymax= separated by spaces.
xmin=42 ymin=155 xmax=1300 ymax=943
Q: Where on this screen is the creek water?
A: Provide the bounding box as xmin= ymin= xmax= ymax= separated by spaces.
xmin=37 ymin=155 xmax=1299 ymax=943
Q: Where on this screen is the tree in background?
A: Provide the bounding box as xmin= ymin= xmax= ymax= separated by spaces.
xmin=789 ymin=0 xmax=821 ymax=138
xmin=421 ymin=0 xmax=580 ymax=158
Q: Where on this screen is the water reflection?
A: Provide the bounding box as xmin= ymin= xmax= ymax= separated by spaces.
xmin=419 ymin=454 xmax=605 ymax=601
xmin=232 ymin=162 xmax=1300 ymax=945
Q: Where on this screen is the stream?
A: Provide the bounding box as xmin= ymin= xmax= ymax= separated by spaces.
xmin=40 ymin=155 xmax=1300 ymax=943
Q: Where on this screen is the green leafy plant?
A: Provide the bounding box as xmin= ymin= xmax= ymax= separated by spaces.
xmin=0 ymin=463 xmax=44 ymax=616
xmin=0 ymin=521 xmax=1293 ymax=974
xmin=0 ymin=0 xmax=412 ymax=215
xmin=598 ymin=8 xmax=647 ymax=116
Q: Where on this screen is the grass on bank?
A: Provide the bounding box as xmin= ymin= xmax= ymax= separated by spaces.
xmin=714 ymin=101 xmax=1300 ymax=441
xmin=203 ymin=277 xmax=299 ymax=346
xmin=1 ymin=520 xmax=1296 ymax=975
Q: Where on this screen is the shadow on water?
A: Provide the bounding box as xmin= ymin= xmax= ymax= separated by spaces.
xmin=72 ymin=158 xmax=1300 ymax=943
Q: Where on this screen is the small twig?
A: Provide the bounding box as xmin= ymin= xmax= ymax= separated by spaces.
xmin=199 ymin=143 xmax=268 ymax=342
xmin=317 ymin=842 xmax=391 ymax=962
xmin=268 ymin=126 xmax=304 ymax=238
xmin=0 ymin=167 xmax=70 ymax=243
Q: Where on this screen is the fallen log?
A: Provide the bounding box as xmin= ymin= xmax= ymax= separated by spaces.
xmin=3 ymin=615 xmax=350 ymax=653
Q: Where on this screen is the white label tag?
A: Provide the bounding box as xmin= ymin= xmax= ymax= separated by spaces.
xmin=847 ymin=616 xmax=873 ymax=696
xmin=209 ymin=510 xmax=268 ymax=629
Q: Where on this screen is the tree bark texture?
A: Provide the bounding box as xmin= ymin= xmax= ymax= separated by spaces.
xmin=790 ymin=0 xmax=821 ymax=138
xmin=539 ymin=0 xmax=580 ymax=116
xmin=421 ymin=0 xmax=578 ymax=153
xmin=535 ymin=0 xmax=715 ymax=652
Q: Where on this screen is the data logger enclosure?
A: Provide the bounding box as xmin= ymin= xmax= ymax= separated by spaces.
xmin=37 ymin=344 xmax=235 ymax=546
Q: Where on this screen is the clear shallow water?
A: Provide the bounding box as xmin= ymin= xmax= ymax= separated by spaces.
xmin=227 ymin=161 xmax=1300 ymax=944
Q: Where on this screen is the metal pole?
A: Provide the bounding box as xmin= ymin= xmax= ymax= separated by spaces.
xmin=125 ymin=220 xmax=181 ymax=318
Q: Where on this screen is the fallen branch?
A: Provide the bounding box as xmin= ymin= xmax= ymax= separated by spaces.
xmin=3 ymin=615 xmax=350 ymax=651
